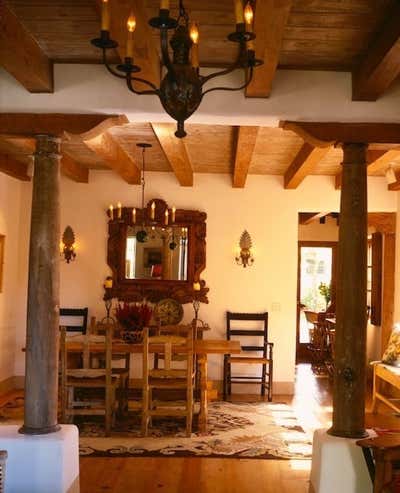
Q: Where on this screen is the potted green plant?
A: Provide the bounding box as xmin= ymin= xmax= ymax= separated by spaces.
xmin=318 ymin=282 xmax=331 ymax=310
xmin=115 ymin=302 xmax=153 ymax=343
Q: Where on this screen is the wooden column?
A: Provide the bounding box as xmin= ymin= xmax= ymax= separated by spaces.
xmin=20 ymin=135 xmax=61 ymax=435
xmin=328 ymin=143 xmax=368 ymax=439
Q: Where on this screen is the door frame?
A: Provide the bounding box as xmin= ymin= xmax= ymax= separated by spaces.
xmin=296 ymin=241 xmax=337 ymax=362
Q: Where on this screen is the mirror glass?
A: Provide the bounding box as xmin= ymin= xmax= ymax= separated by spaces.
xmin=125 ymin=226 xmax=188 ymax=280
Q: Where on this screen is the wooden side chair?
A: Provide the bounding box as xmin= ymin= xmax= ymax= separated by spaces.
xmin=60 ymin=307 xmax=88 ymax=333
xmin=60 ymin=326 xmax=120 ymax=435
xmin=223 ymin=311 xmax=273 ymax=400
xmin=356 ymin=434 xmax=400 ymax=493
xmin=142 ymin=326 xmax=195 ymax=437
xmin=0 ymin=451 xmax=7 ymax=493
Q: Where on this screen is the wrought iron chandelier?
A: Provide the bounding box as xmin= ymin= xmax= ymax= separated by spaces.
xmin=92 ymin=0 xmax=262 ymax=138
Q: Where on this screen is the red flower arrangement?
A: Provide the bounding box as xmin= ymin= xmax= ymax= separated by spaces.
xmin=115 ymin=302 xmax=153 ymax=332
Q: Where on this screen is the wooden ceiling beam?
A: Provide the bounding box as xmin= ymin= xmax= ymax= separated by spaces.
xmin=284 ymin=143 xmax=330 ymax=189
xmin=232 ymin=126 xmax=259 ymax=188
xmin=299 ymin=212 xmax=330 ymax=225
xmin=60 ymin=153 xmax=89 ymax=183
xmin=352 ymin=4 xmax=400 ymax=101
xmin=335 ymin=150 xmax=389 ymax=189
xmin=0 ymin=114 xmax=127 ymax=136
xmin=83 ymin=131 xmax=140 ymax=184
xmin=151 ymin=123 xmax=193 ymax=187
xmin=245 ymin=0 xmax=292 ymax=98
xmin=0 ymin=4 xmax=53 ymax=93
xmin=367 ymin=149 xmax=400 ymax=174
xmin=280 ymin=121 xmax=400 ymax=145
xmin=96 ymin=0 xmax=160 ymax=90
xmin=0 ymin=154 xmax=30 ymax=181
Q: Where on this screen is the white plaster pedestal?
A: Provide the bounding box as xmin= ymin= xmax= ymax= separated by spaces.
xmin=310 ymin=428 xmax=373 ymax=493
xmin=0 ymin=424 xmax=79 ymax=493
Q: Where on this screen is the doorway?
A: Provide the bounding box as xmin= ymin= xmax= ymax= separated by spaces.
xmin=296 ymin=241 xmax=337 ymax=362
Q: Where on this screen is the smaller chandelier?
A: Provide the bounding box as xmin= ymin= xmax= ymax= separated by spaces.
xmin=108 ymin=143 xmax=185 ymax=248
xmin=91 ymin=0 xmax=262 ymax=138
xmin=235 ymin=230 xmax=254 ymax=268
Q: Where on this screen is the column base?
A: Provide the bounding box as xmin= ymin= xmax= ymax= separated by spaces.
xmin=19 ymin=423 xmax=61 ymax=435
xmin=310 ymin=428 xmax=373 ymax=493
xmin=0 ymin=424 xmax=79 ymax=493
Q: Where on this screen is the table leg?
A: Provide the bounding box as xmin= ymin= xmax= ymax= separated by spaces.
xmin=198 ymin=354 xmax=208 ymax=434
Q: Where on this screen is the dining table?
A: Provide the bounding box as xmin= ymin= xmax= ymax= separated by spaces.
xmin=65 ymin=338 xmax=241 ymax=434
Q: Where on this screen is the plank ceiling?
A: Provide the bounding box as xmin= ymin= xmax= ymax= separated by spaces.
xmin=2 ymin=1 xmax=400 ymax=189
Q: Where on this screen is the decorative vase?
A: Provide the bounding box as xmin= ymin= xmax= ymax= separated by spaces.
xmin=121 ymin=329 xmax=143 ymax=343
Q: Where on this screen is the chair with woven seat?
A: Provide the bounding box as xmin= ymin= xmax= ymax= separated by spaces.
xmin=223 ymin=311 xmax=273 ymax=400
xmin=141 ymin=326 xmax=195 ymax=436
xmin=60 ymin=326 xmax=120 ymax=435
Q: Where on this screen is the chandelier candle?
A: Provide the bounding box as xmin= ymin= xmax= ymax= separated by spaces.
xmin=117 ymin=201 xmax=122 ymax=219
xmin=172 ymin=206 xmax=176 ymax=223
xmin=109 ymin=204 xmax=114 ymax=220
xmin=151 ymin=201 xmax=156 ymax=220
xmin=190 ymin=23 xmax=199 ymax=69
xmin=165 ymin=209 xmax=169 ymax=225
xmin=101 ymin=0 xmax=109 ymax=30
xmin=126 ymin=14 xmax=136 ymax=59
xmin=132 ymin=207 xmax=136 ymax=224
xmin=234 ymin=0 xmax=245 ymax=24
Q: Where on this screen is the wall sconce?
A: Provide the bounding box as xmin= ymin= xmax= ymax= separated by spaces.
xmin=60 ymin=226 xmax=76 ymax=263
xmin=235 ymin=230 xmax=254 ymax=268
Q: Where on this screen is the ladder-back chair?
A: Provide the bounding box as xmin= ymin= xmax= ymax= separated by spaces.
xmin=60 ymin=326 xmax=120 ymax=435
xmin=142 ymin=326 xmax=195 ymax=436
xmin=223 ymin=311 xmax=273 ymax=400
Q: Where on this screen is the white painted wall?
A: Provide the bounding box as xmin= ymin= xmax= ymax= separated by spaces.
xmin=2 ymin=65 xmax=400 ymax=126
xmin=12 ymin=171 xmax=396 ymax=391
xmin=0 ymin=173 xmax=22 ymax=384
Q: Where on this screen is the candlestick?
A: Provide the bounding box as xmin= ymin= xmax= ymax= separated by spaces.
xmin=247 ymin=38 xmax=255 ymax=51
xmin=117 ymin=201 xmax=122 ymax=219
xmin=234 ymin=0 xmax=244 ymax=24
xmin=101 ymin=0 xmax=110 ymax=30
xmin=151 ymin=201 xmax=156 ymax=220
xmin=172 ymin=206 xmax=176 ymax=223
xmin=109 ymin=204 xmax=114 ymax=220
xmin=193 ymin=281 xmax=201 ymax=291
xmin=132 ymin=207 xmax=136 ymax=224
xmin=126 ymin=13 xmax=136 ymax=58
xmin=165 ymin=209 xmax=169 ymax=225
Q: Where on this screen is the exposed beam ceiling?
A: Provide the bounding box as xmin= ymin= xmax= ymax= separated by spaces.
xmin=232 ymin=126 xmax=258 ymax=188
xmin=98 ymin=0 xmax=160 ymax=90
xmin=284 ymin=143 xmax=330 ymax=189
xmin=367 ymin=149 xmax=400 ymax=174
xmin=0 ymin=4 xmax=53 ymax=93
xmin=60 ymin=153 xmax=89 ymax=183
xmin=83 ymin=131 xmax=141 ymax=184
xmin=352 ymin=3 xmax=400 ymax=101
xmin=151 ymin=123 xmax=193 ymax=187
xmin=0 ymin=114 xmax=127 ymax=136
xmin=246 ymin=0 xmax=292 ymax=98
xmin=0 ymin=153 xmax=30 ymax=181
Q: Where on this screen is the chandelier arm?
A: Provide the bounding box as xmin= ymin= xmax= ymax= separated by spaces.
xmin=201 ymin=66 xmax=254 ymax=98
xmin=200 ymin=61 xmax=243 ymax=86
xmin=101 ymin=49 xmax=129 ymax=79
xmin=126 ymin=75 xmax=159 ymax=96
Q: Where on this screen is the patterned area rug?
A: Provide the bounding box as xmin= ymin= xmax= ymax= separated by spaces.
xmin=0 ymin=396 xmax=312 ymax=460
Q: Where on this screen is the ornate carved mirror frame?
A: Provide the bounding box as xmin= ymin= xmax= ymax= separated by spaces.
xmin=106 ymin=199 xmax=209 ymax=304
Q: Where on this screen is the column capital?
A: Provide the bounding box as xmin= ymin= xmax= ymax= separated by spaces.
xmin=341 ymin=142 xmax=368 ymax=165
xmin=34 ymin=134 xmax=61 ymax=158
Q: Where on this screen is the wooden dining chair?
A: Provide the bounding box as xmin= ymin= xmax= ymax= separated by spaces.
xmin=223 ymin=311 xmax=273 ymax=400
xmin=141 ymin=326 xmax=195 ymax=437
xmin=60 ymin=326 xmax=120 ymax=435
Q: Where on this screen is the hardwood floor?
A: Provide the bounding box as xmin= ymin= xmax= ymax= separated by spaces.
xmin=80 ymin=363 xmax=400 ymax=493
